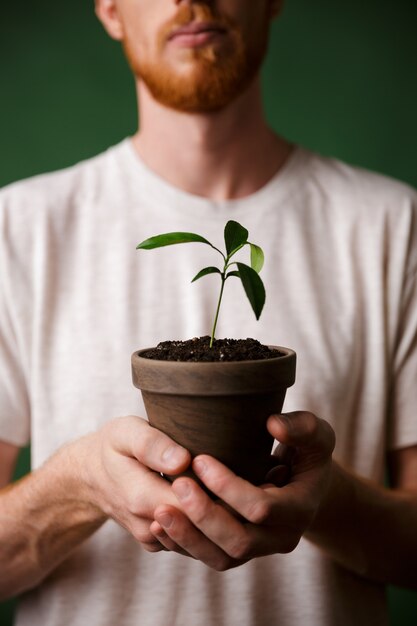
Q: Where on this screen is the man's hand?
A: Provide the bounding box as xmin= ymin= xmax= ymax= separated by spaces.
xmin=0 ymin=415 xmax=193 ymax=600
xmin=149 ymin=412 xmax=335 ymax=570
xmin=81 ymin=415 xmax=191 ymax=552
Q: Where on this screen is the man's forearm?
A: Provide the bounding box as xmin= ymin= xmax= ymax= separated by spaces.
xmin=306 ymin=460 xmax=417 ymax=589
xmin=0 ymin=438 xmax=107 ymax=600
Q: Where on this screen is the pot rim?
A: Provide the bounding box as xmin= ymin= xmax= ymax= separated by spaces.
xmin=133 ymin=345 xmax=295 ymax=364
xmin=132 ymin=345 xmax=296 ymax=395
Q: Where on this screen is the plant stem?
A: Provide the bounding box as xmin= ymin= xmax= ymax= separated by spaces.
xmin=210 ymin=275 xmax=226 ymax=348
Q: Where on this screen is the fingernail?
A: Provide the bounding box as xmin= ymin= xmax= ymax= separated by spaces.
xmin=173 ymin=480 xmax=190 ymax=500
xmin=193 ymin=458 xmax=207 ymax=476
xmin=162 ymin=444 xmax=185 ymax=468
xmin=157 ymin=513 xmax=173 ymax=529
xmin=274 ymin=414 xmax=291 ymax=429
xmin=266 ymin=464 xmax=290 ymax=487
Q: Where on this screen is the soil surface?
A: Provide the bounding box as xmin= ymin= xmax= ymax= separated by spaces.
xmin=142 ymin=336 xmax=283 ymax=362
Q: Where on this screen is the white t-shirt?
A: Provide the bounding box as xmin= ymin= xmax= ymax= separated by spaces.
xmin=1 ymin=138 xmax=416 ymax=626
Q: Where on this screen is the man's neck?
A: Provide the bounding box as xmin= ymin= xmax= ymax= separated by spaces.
xmin=132 ymin=79 xmax=292 ymax=201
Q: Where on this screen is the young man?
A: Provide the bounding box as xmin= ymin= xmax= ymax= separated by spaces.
xmin=0 ymin=1 xmax=416 ymax=625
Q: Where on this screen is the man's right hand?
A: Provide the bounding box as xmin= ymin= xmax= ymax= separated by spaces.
xmin=0 ymin=415 xmax=191 ymax=600
xmin=80 ymin=415 xmax=191 ymax=552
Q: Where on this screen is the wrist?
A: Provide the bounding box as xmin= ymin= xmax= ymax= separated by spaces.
xmin=306 ymin=460 xmax=350 ymax=535
xmin=304 ymin=460 xmax=368 ymax=576
xmin=310 ymin=460 xmax=345 ymax=526
xmin=47 ymin=434 xmax=108 ymax=524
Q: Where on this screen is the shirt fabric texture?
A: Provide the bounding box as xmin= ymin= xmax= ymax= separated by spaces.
xmin=1 ymin=138 xmax=417 ymax=626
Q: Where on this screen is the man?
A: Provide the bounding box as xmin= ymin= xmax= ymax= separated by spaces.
xmin=0 ymin=1 xmax=416 ymax=625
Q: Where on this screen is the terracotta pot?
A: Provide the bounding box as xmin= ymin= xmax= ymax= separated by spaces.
xmin=131 ymin=346 xmax=296 ymax=487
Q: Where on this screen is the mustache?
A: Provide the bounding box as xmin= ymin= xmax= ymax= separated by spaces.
xmin=160 ymin=4 xmax=235 ymax=40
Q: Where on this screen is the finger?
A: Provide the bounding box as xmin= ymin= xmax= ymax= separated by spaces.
xmin=168 ymin=475 xmax=302 ymax=560
xmin=267 ymin=412 xmax=335 ymax=455
xmin=139 ymin=539 xmax=167 ymax=553
xmin=241 ymin=521 xmax=301 ymax=556
xmin=172 ymin=469 xmax=280 ymax=549
xmin=265 ymin=464 xmax=291 ymax=487
xmin=192 ymin=455 xmax=299 ymax=527
xmin=172 ymin=478 xmax=248 ymax=547
xmin=119 ymin=514 xmax=166 ymax=553
xmin=150 ymin=520 xmax=191 ymax=557
xmin=110 ymin=415 xmax=191 ymax=474
xmin=117 ymin=457 xmax=187 ymax=521
xmin=153 ymin=504 xmax=235 ymax=570
xmin=271 ymin=442 xmax=296 ymax=466
xmin=266 ymin=443 xmax=296 ymax=485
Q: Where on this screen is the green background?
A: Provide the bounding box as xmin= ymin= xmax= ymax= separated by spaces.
xmin=1 ymin=0 xmax=416 ymax=623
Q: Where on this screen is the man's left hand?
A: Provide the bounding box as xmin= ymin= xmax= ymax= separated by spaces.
xmin=150 ymin=412 xmax=336 ymax=571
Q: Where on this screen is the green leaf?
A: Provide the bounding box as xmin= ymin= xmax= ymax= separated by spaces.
xmin=249 ymin=243 xmax=265 ymax=273
xmin=224 ymin=221 xmax=248 ymax=256
xmin=236 ymin=262 xmax=266 ymax=320
xmin=226 ymin=270 xmax=240 ymax=279
xmin=191 ymin=266 xmax=222 ymax=283
xmin=137 ymin=232 xmax=212 ymax=250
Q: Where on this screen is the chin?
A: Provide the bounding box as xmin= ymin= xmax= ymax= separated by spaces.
xmin=141 ymin=61 xmax=258 ymax=113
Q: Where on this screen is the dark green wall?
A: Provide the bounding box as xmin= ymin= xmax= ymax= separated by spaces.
xmin=1 ymin=1 xmax=416 ymax=624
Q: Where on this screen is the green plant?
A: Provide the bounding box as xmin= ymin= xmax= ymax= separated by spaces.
xmin=137 ymin=220 xmax=265 ymax=348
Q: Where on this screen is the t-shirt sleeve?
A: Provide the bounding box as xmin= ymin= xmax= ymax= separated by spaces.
xmin=0 ymin=201 xmax=31 ymax=447
xmin=387 ymin=195 xmax=417 ymax=450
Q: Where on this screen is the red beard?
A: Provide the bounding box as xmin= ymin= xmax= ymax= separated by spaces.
xmin=123 ymin=3 xmax=269 ymax=113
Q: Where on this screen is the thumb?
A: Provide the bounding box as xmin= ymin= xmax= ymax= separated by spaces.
xmin=267 ymin=411 xmax=335 ymax=455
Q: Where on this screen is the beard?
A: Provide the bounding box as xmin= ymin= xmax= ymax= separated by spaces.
xmin=123 ymin=4 xmax=269 ymax=113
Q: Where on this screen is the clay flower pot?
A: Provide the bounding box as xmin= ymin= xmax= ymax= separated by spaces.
xmin=131 ymin=346 xmax=296 ymax=487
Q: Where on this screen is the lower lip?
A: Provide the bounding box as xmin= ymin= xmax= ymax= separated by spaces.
xmin=169 ymin=30 xmax=225 ymax=48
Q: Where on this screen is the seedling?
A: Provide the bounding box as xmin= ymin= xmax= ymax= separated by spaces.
xmin=137 ymin=220 xmax=265 ymax=348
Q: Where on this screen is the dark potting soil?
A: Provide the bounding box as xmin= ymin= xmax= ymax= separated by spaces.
xmin=142 ymin=336 xmax=283 ymax=362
